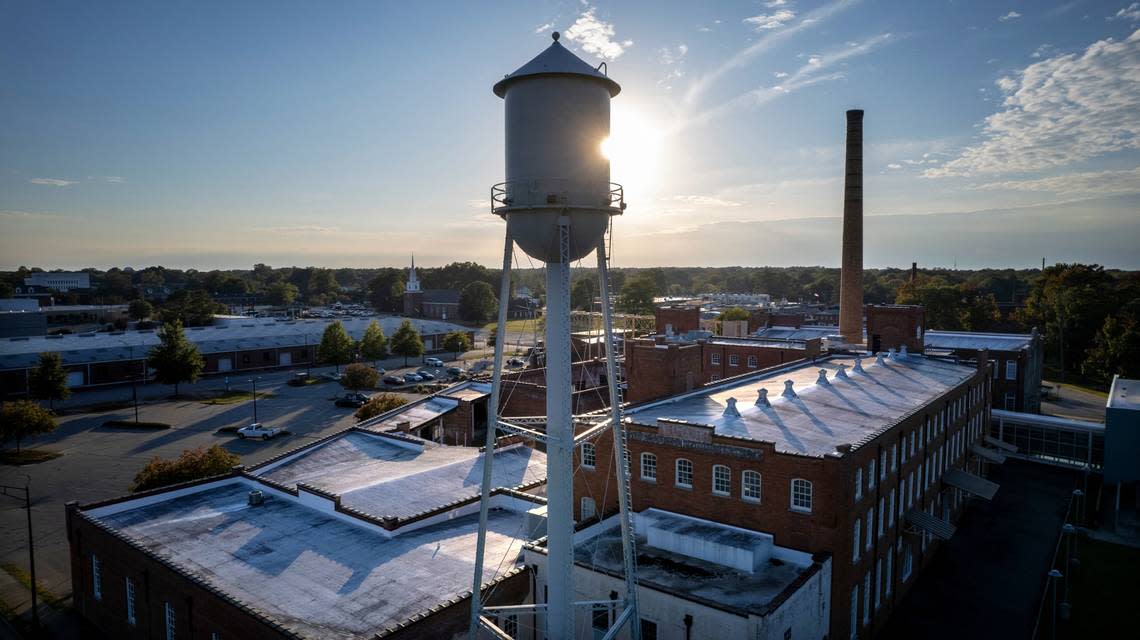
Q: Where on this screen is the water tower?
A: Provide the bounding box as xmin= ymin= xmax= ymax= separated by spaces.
xmin=470 ymin=32 xmax=640 ymax=639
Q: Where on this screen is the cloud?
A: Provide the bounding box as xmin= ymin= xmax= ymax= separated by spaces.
xmin=1030 ymin=44 xmax=1055 ymax=58
xmin=766 ymin=0 xmax=789 ymax=6
xmin=534 ymin=22 xmax=554 ymax=34
xmin=104 ymin=176 xmax=125 ymax=183
xmin=564 ymin=8 xmax=632 ymax=60
xmin=0 ymin=209 xmax=76 ymax=221
xmin=29 ymin=178 xmax=76 ymax=187
xmin=999 ymin=11 xmax=1022 ymax=21
xmin=974 ymin=166 xmax=1140 ymax=194
xmin=656 ymin=44 xmax=688 ymax=65
xmin=774 ymin=71 xmax=789 ymax=78
xmin=684 ymin=0 xmax=860 ymax=106
xmin=744 ymin=9 xmax=796 ymax=31
xmin=1110 ymin=3 xmax=1140 ymax=21
xmin=928 ymin=30 xmax=1140 ymax=177
xmin=666 ymin=195 xmax=744 ymax=207
xmin=887 ymin=163 xmax=903 ymax=169
xmin=259 ymin=225 xmax=343 ymax=236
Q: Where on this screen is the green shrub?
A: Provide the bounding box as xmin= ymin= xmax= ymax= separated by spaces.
xmin=130 ymin=444 xmax=239 ymax=492
xmin=354 ymin=393 xmax=410 ymax=422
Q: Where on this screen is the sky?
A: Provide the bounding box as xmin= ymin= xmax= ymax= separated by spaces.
xmin=2 ymin=0 xmax=1139 ymax=271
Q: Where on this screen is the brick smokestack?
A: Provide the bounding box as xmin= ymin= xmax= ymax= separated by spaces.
xmin=839 ymin=109 xmax=864 ymax=343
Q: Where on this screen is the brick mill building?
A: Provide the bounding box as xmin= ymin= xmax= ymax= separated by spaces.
xmin=575 ymin=350 xmax=1004 ymax=639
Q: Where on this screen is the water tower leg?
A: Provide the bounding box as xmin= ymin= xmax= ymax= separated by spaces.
xmin=544 ymin=218 xmax=576 ymax=640
xmin=469 ymin=232 xmax=515 ymax=638
xmin=596 ymin=237 xmax=641 ymax=639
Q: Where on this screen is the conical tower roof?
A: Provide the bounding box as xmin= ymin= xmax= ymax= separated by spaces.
xmin=493 ymin=32 xmax=621 ymax=98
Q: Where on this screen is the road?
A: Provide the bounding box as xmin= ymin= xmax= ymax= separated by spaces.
xmin=1040 ymin=380 xmax=1108 ymax=421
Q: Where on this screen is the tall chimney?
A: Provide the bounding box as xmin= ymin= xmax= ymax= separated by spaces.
xmin=839 ymin=109 xmax=864 ymax=343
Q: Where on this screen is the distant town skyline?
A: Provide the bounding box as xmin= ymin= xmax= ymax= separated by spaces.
xmin=3 ymin=1 xmax=1139 ymax=270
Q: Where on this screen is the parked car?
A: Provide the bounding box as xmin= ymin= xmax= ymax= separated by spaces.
xmin=446 ymin=366 xmax=463 ymax=377
xmin=425 ymin=357 xmax=444 ymax=367
xmin=507 ymin=357 xmax=525 ymax=368
xmin=403 ymin=372 xmax=423 ymax=383
xmin=237 ymin=423 xmax=283 ymax=440
xmin=382 ymin=375 xmax=403 ymax=385
xmin=324 ymin=372 xmax=343 ymax=382
xmin=287 ymin=372 xmax=309 ymax=387
xmin=418 ymin=371 xmax=435 ymax=381
xmin=334 ymin=392 xmax=371 ymax=408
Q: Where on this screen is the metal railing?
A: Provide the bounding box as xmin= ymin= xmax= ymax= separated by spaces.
xmin=491 ymin=180 xmax=625 ymax=212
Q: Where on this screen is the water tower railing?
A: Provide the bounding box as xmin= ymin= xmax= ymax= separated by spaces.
xmin=491 ymin=179 xmax=624 ymax=213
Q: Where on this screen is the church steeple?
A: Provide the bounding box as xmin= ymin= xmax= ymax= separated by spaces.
xmin=406 ymin=254 xmax=421 ymax=293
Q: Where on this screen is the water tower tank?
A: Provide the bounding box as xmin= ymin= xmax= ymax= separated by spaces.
xmin=493 ymin=32 xmax=623 ymax=263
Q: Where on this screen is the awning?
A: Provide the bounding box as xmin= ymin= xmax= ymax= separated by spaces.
xmin=984 ymin=435 xmax=1018 ymax=453
xmin=970 ymin=443 xmax=1007 ymax=464
xmin=905 ymin=508 xmax=956 ymax=540
xmin=943 ymin=468 xmax=1000 ymax=501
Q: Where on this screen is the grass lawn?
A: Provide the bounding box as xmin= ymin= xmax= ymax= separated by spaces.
xmin=200 ymin=390 xmax=275 ymax=405
xmin=1053 ymin=536 xmax=1140 ymax=638
xmin=1 ymin=562 xmax=66 ymax=609
xmin=0 ymin=449 xmax=63 ymax=466
xmin=482 ymin=318 xmax=542 ymax=334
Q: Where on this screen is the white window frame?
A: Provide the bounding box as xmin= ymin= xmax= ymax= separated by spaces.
xmin=92 ymin=555 xmax=102 ymax=602
xmin=742 ymin=470 xmax=761 ymax=503
xmin=1006 ymin=360 xmax=1017 ymax=380
xmin=747 ymin=355 xmax=758 ymax=368
xmin=165 ymin=601 xmax=176 ymax=640
xmin=878 ymin=497 xmax=885 ymax=540
xmin=710 ymin=353 xmax=721 ymax=365
xmin=581 ymin=496 xmax=597 ymax=521
xmin=890 ymin=444 xmax=897 ymax=472
xmin=126 ymin=577 xmax=136 ymax=626
xmin=1004 ymin=392 xmax=1016 ymax=410
xmin=676 ymin=458 xmax=693 ymax=489
xmin=712 ymin=464 xmax=731 ymax=496
xmin=640 ymin=452 xmax=657 ymax=481
xmin=728 ymin=354 xmax=739 ymax=367
xmin=580 ymin=442 xmax=596 ymax=469
xmin=791 ymin=478 xmax=813 ymax=513
xmin=886 ymin=552 xmax=894 ymax=595
xmin=863 ymin=571 xmax=871 ymax=624
xmin=875 ymin=557 xmax=883 ymax=609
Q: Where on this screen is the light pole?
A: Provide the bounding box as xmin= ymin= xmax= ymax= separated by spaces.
xmin=1048 ymin=569 xmax=1063 ymax=639
xmin=0 ymin=478 xmax=38 ymax=630
xmin=249 ymin=377 xmax=260 ymax=423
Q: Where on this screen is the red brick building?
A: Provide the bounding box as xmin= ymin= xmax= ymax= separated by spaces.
xmin=575 ymin=352 xmax=1001 ymax=639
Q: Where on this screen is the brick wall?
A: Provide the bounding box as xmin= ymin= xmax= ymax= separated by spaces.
xmin=655 ymin=307 xmax=700 ymax=335
xmin=865 ymin=305 xmax=925 ymax=354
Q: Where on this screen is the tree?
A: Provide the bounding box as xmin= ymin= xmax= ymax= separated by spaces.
xmin=341 ymin=363 xmax=380 ymax=392
xmin=317 ymin=321 xmax=355 ymax=374
xmin=1082 ymin=310 xmax=1140 ymax=381
xmin=390 ymin=320 xmax=425 ymax=366
xmin=359 ymin=320 xmax=388 ymax=367
xmin=618 ymin=275 xmax=657 ymax=315
xmin=1021 ymin=264 xmax=1118 ymax=379
xmin=130 ymin=444 xmax=240 ymax=492
xmin=459 ymin=281 xmax=498 ymax=324
xmin=368 ymin=270 xmax=406 ymax=312
xmin=147 ymin=321 xmax=205 ymax=397
xmin=307 ymin=268 xmax=339 ymax=305
xmin=720 ymin=307 xmax=750 ymax=321
xmin=128 ymin=299 xmax=153 ymax=321
xmin=265 ymin=282 xmax=299 ymax=307
xmin=442 ymin=331 xmax=472 ymax=360
xmin=354 ymin=393 xmax=410 ymax=422
xmin=571 ymin=277 xmax=597 ymax=311
xmin=29 ymin=352 xmax=71 ymax=410
xmin=161 ymin=289 xmax=225 ymax=326
xmin=0 ymin=400 xmax=58 ymax=453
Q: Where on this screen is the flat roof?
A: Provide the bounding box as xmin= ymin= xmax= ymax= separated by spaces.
xmin=572 ymin=510 xmax=814 ymax=615
xmin=625 ymin=354 xmax=977 ymax=457
xmin=1107 ymin=376 xmax=1140 ymax=411
xmin=90 ymin=480 xmax=532 ymax=638
xmin=925 ymin=330 xmax=1034 ymax=352
xmin=0 ymin=315 xmax=471 ymax=370
xmin=754 ymin=325 xmax=838 ymax=341
xmin=254 ymin=431 xmax=546 ymax=519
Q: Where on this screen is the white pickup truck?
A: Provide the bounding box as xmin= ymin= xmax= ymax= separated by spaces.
xmin=236 ymin=423 xmax=283 ymax=440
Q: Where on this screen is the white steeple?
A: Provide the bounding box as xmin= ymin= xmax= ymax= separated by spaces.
xmin=406 ymin=254 xmax=421 ymax=293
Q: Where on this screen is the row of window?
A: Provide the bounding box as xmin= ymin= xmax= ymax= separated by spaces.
xmin=709 ymin=353 xmax=761 ymax=368
xmin=91 ymin=555 xmax=220 ymax=640
xmin=849 ymin=540 xmax=915 ymax=639
xmin=579 ymin=444 xmax=814 ymax=512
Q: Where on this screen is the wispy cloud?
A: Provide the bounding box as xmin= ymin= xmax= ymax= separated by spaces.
xmin=0 ymin=209 xmax=76 ymax=221
xmin=29 ymin=177 xmax=76 ymax=187
xmin=259 ymin=225 xmax=343 ymax=236
xmin=1110 ymin=3 xmax=1140 ymax=21
xmin=684 ymin=0 xmax=861 ymax=107
xmin=534 ymin=22 xmax=554 ymax=34
xmin=974 ymin=166 xmax=1140 ymax=194
xmin=656 ymin=43 xmax=689 ymax=88
xmin=744 ymin=9 xmax=796 ymax=31
xmin=665 ymin=195 xmax=744 ymax=207
xmin=564 ymin=7 xmax=632 ymax=60
xmin=999 ymin=11 xmax=1022 ymax=22
xmin=887 ymin=163 xmax=903 ymax=170
xmin=928 ymin=29 xmax=1140 ymax=176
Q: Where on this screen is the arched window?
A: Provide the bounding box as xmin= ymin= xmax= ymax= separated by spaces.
xmin=675 ymin=459 xmax=693 ymax=488
xmin=791 ymin=478 xmax=813 ymax=513
xmin=641 ymin=453 xmax=657 ymax=481
xmin=580 ymin=442 xmax=596 ymax=469
xmin=742 ymin=470 xmax=761 ymax=503
xmin=712 ymin=465 xmax=731 ymax=495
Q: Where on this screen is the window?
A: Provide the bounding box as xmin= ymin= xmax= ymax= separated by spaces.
xmin=1005 ymin=360 xmax=1017 ymax=380
xmin=126 ymin=577 xmax=136 ymax=625
xmin=853 ymin=519 xmax=862 ymax=562
xmin=886 ymin=552 xmax=893 ymax=595
xmin=850 ymin=586 xmax=859 ymax=639
xmin=1004 ymin=393 xmax=1016 ymax=410
xmin=92 ymin=555 xmax=102 ymax=601
xmin=878 ymin=497 xmax=885 ymax=540
xmin=868 ymin=460 xmax=876 ymax=490
xmin=742 ymin=470 xmax=761 ymax=502
xmin=889 ymin=488 xmax=896 ymax=525
xmin=901 ymin=435 xmax=908 ymax=463
xmin=712 ymin=465 xmax=731 ymax=496
xmin=212 ymin=634 xmax=221 ymax=640
xmin=901 ymin=545 xmax=913 ymax=581
xmin=791 ymin=479 xmax=813 ymax=512
xmin=854 ymin=468 xmax=863 ymax=501
xmin=592 ymin=605 xmax=610 ymax=631
xmin=502 ymin=614 xmax=519 ymax=637
xmin=165 ymin=601 xmax=176 ymax=640
xmin=640 ymin=619 xmax=658 ymax=640
xmin=865 ymin=508 xmax=873 ymax=550
xmin=581 ymin=497 xmax=597 ymax=521
xmin=909 ymin=432 xmax=915 ymax=457
xmin=676 ymin=459 xmax=693 ymax=488
xmin=711 ymin=353 xmax=721 ymax=365
xmin=880 ymin=450 xmax=887 ymax=480
xmin=875 ymin=558 xmax=883 ymax=609
xmin=863 ymin=571 xmax=871 ymax=624
xmin=728 ymin=354 xmax=739 ymax=367
xmin=890 ymin=444 xmax=897 ymax=472
xmin=641 ymin=453 xmax=657 ymax=481
xmin=747 ymin=355 xmax=758 ymax=368
xmin=709 ymin=373 xmax=721 ymax=382
xmin=581 ymin=442 xmax=596 ymax=469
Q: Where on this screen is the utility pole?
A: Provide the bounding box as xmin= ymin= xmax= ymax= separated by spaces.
xmin=1 ymin=479 xmax=38 ymax=631
xmin=249 ymin=377 xmax=259 ymax=423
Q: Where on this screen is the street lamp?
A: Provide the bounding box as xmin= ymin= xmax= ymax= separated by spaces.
xmin=0 ymin=478 xmax=38 ymax=630
xmin=249 ymin=377 xmax=261 ymax=423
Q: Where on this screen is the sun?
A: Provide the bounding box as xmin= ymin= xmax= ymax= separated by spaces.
xmin=599 ymin=103 xmax=665 ymax=200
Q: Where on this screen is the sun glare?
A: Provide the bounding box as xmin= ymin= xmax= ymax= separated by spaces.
xmin=600 ymin=103 xmax=665 ymax=200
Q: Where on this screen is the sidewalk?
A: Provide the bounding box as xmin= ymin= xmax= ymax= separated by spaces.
xmin=0 ymin=565 xmax=99 ymax=639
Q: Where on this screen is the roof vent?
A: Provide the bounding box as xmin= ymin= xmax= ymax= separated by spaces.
xmin=756 ymin=388 xmax=770 ymax=407
xmin=853 ymin=356 xmax=864 ymax=373
xmin=723 ymin=397 xmax=741 ymax=418
xmin=248 ymin=490 xmax=265 ymax=506
xmin=888 ymin=347 xmax=897 ymax=361
xmin=836 ymin=443 xmax=853 ymax=454
xmin=835 ymin=364 xmax=849 ymax=379
xmin=875 ymin=352 xmax=886 ymax=365
xmin=900 ymin=345 xmax=909 ymax=359
xmin=782 ymin=380 xmax=797 ymax=399
xmin=817 ymin=369 xmax=830 ymax=386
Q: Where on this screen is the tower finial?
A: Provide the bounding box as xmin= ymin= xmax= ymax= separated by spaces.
xmin=552 ymin=31 xmax=560 ymax=42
